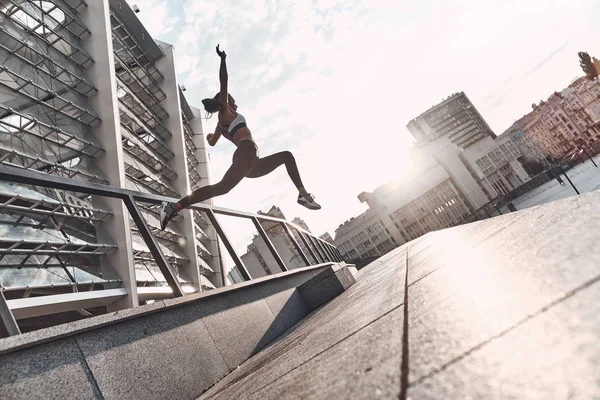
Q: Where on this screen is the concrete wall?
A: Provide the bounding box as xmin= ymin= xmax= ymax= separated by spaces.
xmin=0 ymin=263 xmax=343 ymax=399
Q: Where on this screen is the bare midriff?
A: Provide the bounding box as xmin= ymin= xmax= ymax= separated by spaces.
xmin=231 ymin=127 xmax=255 ymax=147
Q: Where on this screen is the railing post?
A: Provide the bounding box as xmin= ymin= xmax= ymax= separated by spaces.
xmin=205 ymin=210 xmax=251 ymax=281
xmin=310 ymin=235 xmax=326 ymax=262
xmin=316 ymin=239 xmax=332 ymax=262
xmin=0 ymin=290 xmax=20 ymax=337
xmin=332 ymin=245 xmax=342 ymax=262
xmin=297 ymin=230 xmax=320 ymax=264
xmin=124 ymin=196 xmax=184 ymax=297
xmin=253 ymin=217 xmax=287 ymax=272
xmin=335 ymin=247 xmax=344 ymax=262
xmin=322 ymin=241 xmax=336 ymax=262
xmin=307 ymin=234 xmax=327 ymax=263
xmin=325 ymin=243 xmax=339 ymax=262
xmin=281 ymin=223 xmax=310 ymax=266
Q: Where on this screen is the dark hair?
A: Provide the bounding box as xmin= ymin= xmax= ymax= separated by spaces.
xmin=201 ymin=93 xmax=235 ymax=114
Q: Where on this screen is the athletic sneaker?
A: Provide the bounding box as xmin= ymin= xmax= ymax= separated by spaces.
xmin=297 ymin=193 xmax=321 ymax=210
xmin=159 ymin=201 xmax=175 ymax=230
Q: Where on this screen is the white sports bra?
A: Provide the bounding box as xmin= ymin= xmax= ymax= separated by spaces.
xmin=218 ymin=113 xmax=248 ymax=142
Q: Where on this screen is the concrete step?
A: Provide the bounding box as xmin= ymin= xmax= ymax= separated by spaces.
xmin=0 ymin=262 xmax=355 ymax=400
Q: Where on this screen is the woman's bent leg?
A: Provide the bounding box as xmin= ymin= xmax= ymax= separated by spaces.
xmin=246 ymin=150 xmax=305 ymax=190
xmin=160 ymin=143 xmax=257 ymax=229
xmin=246 ymin=150 xmax=321 ymax=210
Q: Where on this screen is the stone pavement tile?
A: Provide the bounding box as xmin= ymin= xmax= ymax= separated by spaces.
xmin=409 ymin=280 xmax=600 ymax=399
xmin=0 ymin=337 xmax=101 ymax=399
xmin=407 ymin=192 xmax=600 ymax=383
xmin=407 ymin=212 xmax=522 ymax=285
xmin=199 ymin=250 xmax=407 ymax=399
xmin=77 ymin=303 xmax=228 ymax=400
xmin=247 ymin=307 xmax=404 ymax=400
xmin=355 ymin=247 xmax=407 ymax=283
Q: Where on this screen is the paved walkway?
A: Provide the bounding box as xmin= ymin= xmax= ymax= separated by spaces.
xmin=501 ymin=155 xmax=600 ymax=212
xmin=200 ymin=190 xmax=600 ymax=399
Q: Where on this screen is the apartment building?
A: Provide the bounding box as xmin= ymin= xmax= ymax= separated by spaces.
xmin=334 ymin=214 xmax=398 ymax=262
xmin=500 ymin=77 xmax=600 ymax=160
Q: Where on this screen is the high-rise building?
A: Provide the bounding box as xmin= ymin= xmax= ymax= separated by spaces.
xmin=407 ymin=92 xmax=496 ymax=149
xmin=0 ymin=0 xmax=219 ymax=330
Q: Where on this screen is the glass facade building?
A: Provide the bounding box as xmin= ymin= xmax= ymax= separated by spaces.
xmin=0 ymin=0 xmax=219 ymax=331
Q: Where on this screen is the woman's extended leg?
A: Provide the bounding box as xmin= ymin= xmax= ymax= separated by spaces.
xmin=246 ymin=150 xmax=321 ymax=210
xmin=160 ymin=143 xmax=257 ymax=229
xmin=246 ymin=151 xmax=303 ymax=188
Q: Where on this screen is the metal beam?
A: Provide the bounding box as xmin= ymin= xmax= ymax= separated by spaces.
xmin=252 ymin=217 xmax=287 ymax=272
xmin=0 ymin=164 xmax=331 ymax=243
xmin=318 ymin=239 xmax=333 ymax=263
xmin=328 ymin=243 xmax=342 ymax=262
xmin=205 ymin=209 xmax=251 ymax=281
xmin=297 ymin=230 xmax=319 ymax=264
xmin=124 ymin=195 xmax=184 ymax=297
xmin=7 ymin=289 xmax=128 ymax=320
xmin=322 ymin=242 xmax=336 ymax=262
xmin=307 ymin=234 xmax=327 ymax=263
xmin=0 ymin=290 xmax=20 ymax=336
xmin=334 ymin=247 xmax=343 ymax=262
xmin=281 ymin=223 xmax=310 ymax=266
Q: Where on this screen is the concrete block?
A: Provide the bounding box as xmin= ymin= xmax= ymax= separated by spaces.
xmin=347 ymin=265 xmax=358 ymax=278
xmin=76 ymin=303 xmax=228 ymax=399
xmin=0 ymin=338 xmax=101 ymax=399
xmin=194 ymin=287 xmax=280 ymax=371
xmin=262 ymin=287 xmax=310 ymax=339
xmin=298 ymin=266 xmax=356 ymax=310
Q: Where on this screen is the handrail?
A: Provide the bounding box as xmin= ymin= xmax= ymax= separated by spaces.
xmin=0 ymin=163 xmax=342 ymax=300
xmin=0 ymin=163 xmax=330 ymax=241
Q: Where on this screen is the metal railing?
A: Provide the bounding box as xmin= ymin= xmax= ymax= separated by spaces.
xmin=0 ymin=163 xmax=343 ymax=336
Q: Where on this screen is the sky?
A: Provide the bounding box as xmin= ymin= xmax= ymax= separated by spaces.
xmin=127 ymin=0 xmax=599 ymax=255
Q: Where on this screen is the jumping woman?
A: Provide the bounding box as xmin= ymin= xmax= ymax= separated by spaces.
xmin=160 ymin=45 xmax=321 ymax=230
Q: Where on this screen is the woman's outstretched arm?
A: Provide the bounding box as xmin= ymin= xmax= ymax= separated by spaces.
xmin=216 ymin=44 xmax=228 ymax=106
xmin=207 ymin=125 xmax=222 ymax=146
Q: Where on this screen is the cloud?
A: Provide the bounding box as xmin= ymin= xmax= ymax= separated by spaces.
xmin=136 ymin=0 xmax=600 ymax=242
xmin=126 ymin=0 xmax=179 ymax=37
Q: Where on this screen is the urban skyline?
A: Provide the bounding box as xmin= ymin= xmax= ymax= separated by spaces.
xmin=333 ymin=67 xmax=600 ymax=262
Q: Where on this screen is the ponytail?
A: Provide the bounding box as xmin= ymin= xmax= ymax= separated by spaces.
xmin=201 ymin=98 xmax=221 ymax=114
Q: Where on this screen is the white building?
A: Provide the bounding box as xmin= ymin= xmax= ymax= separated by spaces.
xmin=334 ymin=92 xmax=535 ymax=261
xmin=0 ymin=0 xmax=219 ymax=331
xmin=240 ymin=206 xmax=314 ymax=278
xmin=333 ymin=213 xmax=398 ymax=262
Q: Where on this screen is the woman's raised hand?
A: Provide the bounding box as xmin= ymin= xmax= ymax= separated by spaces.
xmin=216 ymin=44 xmax=226 ymax=59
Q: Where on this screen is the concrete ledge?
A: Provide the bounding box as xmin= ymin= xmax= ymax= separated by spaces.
xmin=0 ymin=262 xmax=334 ymax=357
xmin=0 ymin=262 xmax=340 ymax=399
xmin=298 ymin=264 xmax=356 ymax=310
